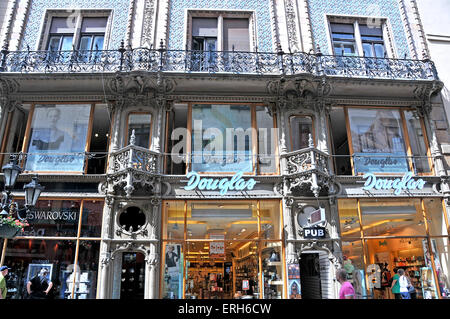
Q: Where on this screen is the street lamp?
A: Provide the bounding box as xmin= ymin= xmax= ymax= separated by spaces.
xmin=1 ymin=154 xmax=44 ymax=220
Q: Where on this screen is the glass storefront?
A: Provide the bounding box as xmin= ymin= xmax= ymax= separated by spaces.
xmin=338 ymin=198 xmax=450 ymax=299
xmin=0 ymin=198 xmax=103 ymax=299
xmin=161 ymin=200 xmax=284 ymax=299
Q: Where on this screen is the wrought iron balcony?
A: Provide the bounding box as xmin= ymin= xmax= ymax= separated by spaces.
xmin=0 ymin=44 xmax=439 ymax=81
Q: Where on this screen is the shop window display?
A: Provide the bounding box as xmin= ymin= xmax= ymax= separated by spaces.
xmin=338 ymin=199 xmax=449 ymax=299
xmin=162 ymin=200 xmax=283 ymax=299
xmin=3 ymin=239 xmax=76 ymax=299
xmin=80 ymin=200 xmax=103 ymax=238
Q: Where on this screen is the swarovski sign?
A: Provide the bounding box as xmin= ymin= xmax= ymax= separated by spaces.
xmin=362 ymin=172 xmax=426 ymax=195
xmin=184 ymin=171 xmax=257 ymax=195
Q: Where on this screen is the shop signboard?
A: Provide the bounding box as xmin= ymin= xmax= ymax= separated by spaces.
xmin=353 ymin=152 xmax=409 ymax=174
xmin=362 ymin=172 xmax=426 ymax=195
xmin=184 ymin=171 xmax=257 ymax=195
xmin=303 ymin=227 xmax=326 ymax=239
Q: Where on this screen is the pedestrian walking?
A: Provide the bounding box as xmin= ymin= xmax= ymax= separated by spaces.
xmin=398 ymin=269 xmax=411 ymax=299
xmin=0 ymin=265 xmax=10 ymax=300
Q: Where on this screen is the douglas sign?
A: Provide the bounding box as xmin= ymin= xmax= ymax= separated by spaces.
xmin=362 ymin=172 xmax=426 ymax=195
xmin=184 ymin=171 xmax=257 ymax=195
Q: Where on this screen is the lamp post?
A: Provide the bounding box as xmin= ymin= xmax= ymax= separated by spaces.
xmin=0 ymin=154 xmax=44 ymax=224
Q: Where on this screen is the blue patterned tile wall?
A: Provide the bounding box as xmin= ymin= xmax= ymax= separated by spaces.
xmin=307 ymin=0 xmax=410 ymax=58
xmin=20 ymin=0 xmax=130 ymax=50
xmin=168 ymin=0 xmax=274 ymax=52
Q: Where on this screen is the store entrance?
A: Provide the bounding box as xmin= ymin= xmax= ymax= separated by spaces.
xmin=120 ymin=252 xmax=145 ymax=299
xmin=299 ymin=253 xmax=322 ymax=299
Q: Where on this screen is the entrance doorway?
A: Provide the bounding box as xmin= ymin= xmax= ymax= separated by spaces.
xmin=120 ymin=252 xmax=145 ymax=299
xmin=299 ymin=253 xmax=322 ymax=299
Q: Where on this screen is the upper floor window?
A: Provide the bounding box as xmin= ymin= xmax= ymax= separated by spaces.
xmin=332 ymin=107 xmax=432 ymax=175
xmin=1 ymin=103 xmax=111 ymax=174
xmin=289 ymin=116 xmax=314 ymax=151
xmin=330 ymin=21 xmax=386 ymax=58
xmin=126 ymin=113 xmax=152 ymax=148
xmin=44 ymin=13 xmax=109 ymax=52
xmin=190 ymin=16 xmax=250 ymax=51
xmin=165 ymin=103 xmax=278 ymax=175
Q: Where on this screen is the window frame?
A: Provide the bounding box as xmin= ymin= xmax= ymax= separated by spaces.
xmin=125 ymin=111 xmax=154 ymax=149
xmin=326 ymin=15 xmax=395 ymax=58
xmin=343 ymin=106 xmax=434 ymax=176
xmin=38 ymin=10 xmax=112 ymax=51
xmin=1 ymin=102 xmax=111 ymax=174
xmin=288 ymin=114 xmax=315 ymax=151
xmin=185 ymin=10 xmax=256 ymax=52
xmin=166 ymin=102 xmax=279 ymax=176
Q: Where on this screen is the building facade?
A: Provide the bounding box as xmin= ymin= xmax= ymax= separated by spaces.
xmin=0 ymin=0 xmax=449 ymax=299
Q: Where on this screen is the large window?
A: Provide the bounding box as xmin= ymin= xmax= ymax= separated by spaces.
xmin=1 ymin=103 xmax=110 ymax=174
xmin=191 ymin=16 xmax=250 ymax=51
xmin=161 ymin=200 xmax=283 ymax=299
xmin=46 ymin=15 xmax=108 ymax=52
xmin=343 ymin=107 xmax=432 ymax=175
xmin=338 ymin=198 xmax=449 ymax=299
xmin=289 ymin=116 xmax=314 ymax=151
xmin=329 ymin=20 xmax=386 ymax=58
xmin=0 ymin=199 xmax=103 ymax=299
xmin=165 ymin=103 xmax=278 ymax=175
xmin=126 ymin=113 xmax=152 ymax=148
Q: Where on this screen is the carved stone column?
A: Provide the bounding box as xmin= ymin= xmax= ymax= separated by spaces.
xmin=146 ymin=242 xmax=160 ymax=299
xmin=111 ymin=101 xmax=124 ymax=153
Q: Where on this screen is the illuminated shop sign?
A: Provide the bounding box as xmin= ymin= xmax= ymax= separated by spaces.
xmin=184 ymin=171 xmax=257 ymax=195
xmin=304 ymin=227 xmax=326 ymax=239
xmin=362 ymin=172 xmax=426 ymax=195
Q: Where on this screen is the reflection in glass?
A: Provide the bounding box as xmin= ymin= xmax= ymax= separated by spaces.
xmin=289 ymin=116 xmax=313 ymax=151
xmin=4 ymin=239 xmax=76 ymax=299
xmin=261 ymin=242 xmax=283 ymax=299
xmin=191 ymin=104 xmax=252 ymax=172
xmin=163 ymin=201 xmax=185 ymax=240
xmin=80 ymin=200 xmax=103 ymax=237
xmin=348 ymin=108 xmax=408 ymax=173
xmin=162 ymin=243 xmax=183 ymax=299
xmin=127 ymin=113 xmax=152 ymax=148
xmin=360 ymin=200 xmax=426 ymax=237
xmin=404 ymin=111 xmax=431 ymax=173
xmin=256 ymin=106 xmax=277 ymax=174
xmin=25 ymin=104 xmax=92 ymax=172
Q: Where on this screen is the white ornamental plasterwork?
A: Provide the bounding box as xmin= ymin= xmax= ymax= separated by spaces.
xmin=141 ymin=0 xmax=156 ymax=48
xmin=284 ymin=0 xmax=300 ymax=52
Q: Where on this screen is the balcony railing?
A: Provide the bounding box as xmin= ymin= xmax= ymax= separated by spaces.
xmin=108 ymin=144 xmax=161 ymax=175
xmin=0 ymin=45 xmax=439 ymax=81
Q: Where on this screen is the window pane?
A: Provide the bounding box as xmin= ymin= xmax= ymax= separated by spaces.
xmin=81 ymin=17 xmax=107 ymax=33
xmin=50 ymin=17 xmax=76 ymax=34
xmin=359 ymin=25 xmax=383 ymax=37
xmin=261 ymin=242 xmax=283 ymax=299
xmin=365 ymin=238 xmax=430 ymax=299
xmin=259 ymin=201 xmax=281 ymax=240
xmin=347 ymin=108 xmax=409 ymax=173
xmin=191 ymin=104 xmax=252 ymax=173
xmin=93 ymin=35 xmax=104 ymax=50
xmin=374 ymin=43 xmax=385 ymax=58
xmin=192 ymin=18 xmax=218 ymax=37
xmin=186 ymin=201 xmax=258 ymax=240
xmin=127 ymin=113 xmax=152 ymax=148
xmin=79 ymin=36 xmax=92 ymax=51
xmin=429 ymin=237 xmax=450 ymax=298
xmin=223 ymin=18 xmax=250 ymax=51
xmin=290 ymin=116 xmax=313 ymax=150
xmin=3 ymin=239 xmax=76 ymax=299
xmin=61 ymin=36 xmax=73 ymax=51
xmin=404 ymin=111 xmax=431 ymax=173
xmin=47 ymin=36 xmax=61 ymax=51
xmin=256 ymin=106 xmax=277 ymax=174
xmin=341 ymin=240 xmax=367 ymax=298
xmin=334 ymin=42 xmax=357 ymax=56
xmin=360 ymin=199 xmax=426 ymax=237
xmin=78 ymin=36 xmax=92 ymax=53
xmin=162 ymin=243 xmax=183 ymax=299
xmin=25 ymin=104 xmax=92 ymax=172
xmin=424 ymin=199 xmax=448 ymax=236
xmin=362 ymin=43 xmax=374 ymax=57
xmin=338 ymin=199 xmax=362 ymax=239
xmin=330 ymin=23 xmax=354 ymax=34
xmin=163 ymin=201 xmax=185 ymax=240
xmin=80 ymin=200 xmax=103 ymax=237
xmin=73 ymin=241 xmax=100 ymax=299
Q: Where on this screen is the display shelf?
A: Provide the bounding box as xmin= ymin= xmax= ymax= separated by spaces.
xmin=267 ymin=280 xmax=283 ymax=285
